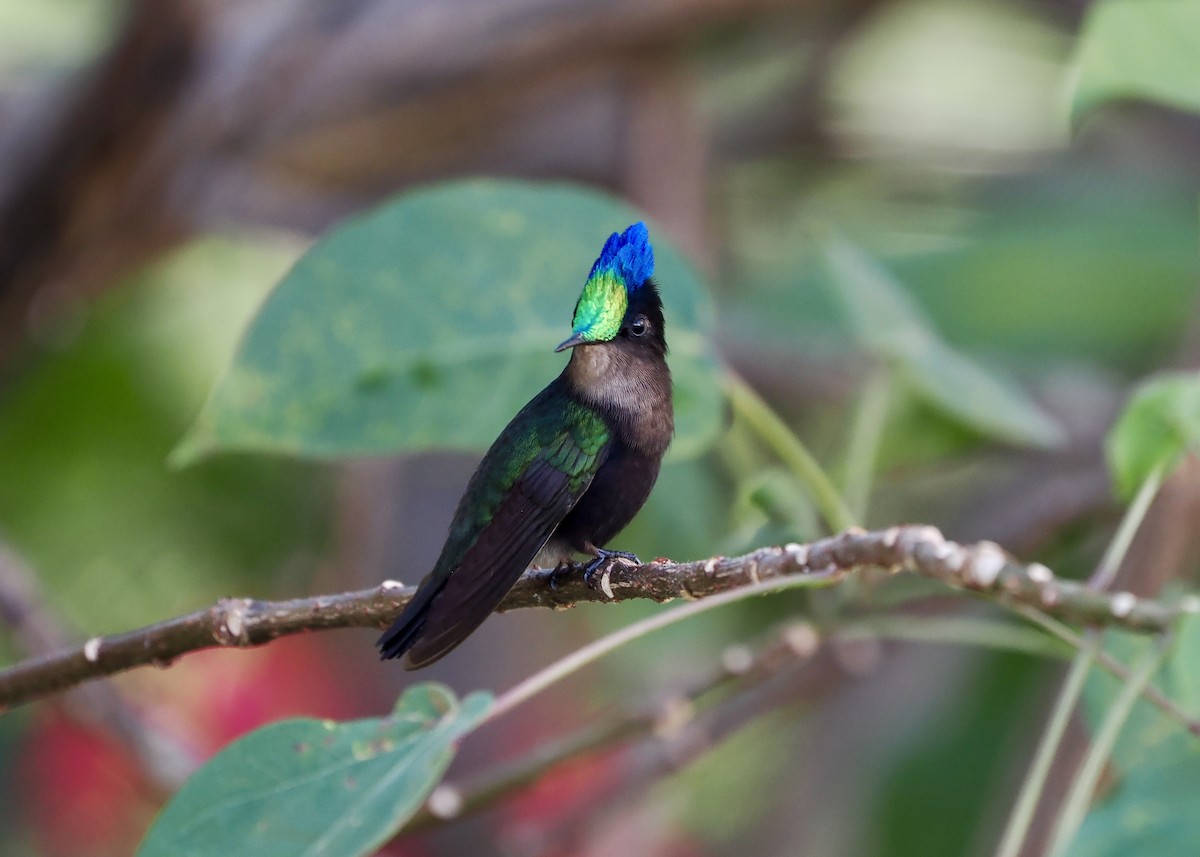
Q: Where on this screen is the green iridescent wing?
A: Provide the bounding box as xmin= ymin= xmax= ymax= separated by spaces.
xmin=380 ymin=389 xmax=610 ymax=667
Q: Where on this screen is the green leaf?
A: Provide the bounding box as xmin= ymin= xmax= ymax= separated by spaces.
xmin=1083 ymin=612 xmax=1200 ymax=776
xmin=0 ymin=0 xmax=116 ymax=76
xmin=726 ymin=169 xmax=1198 ymax=374
xmin=820 ymin=234 xmax=1065 ymax=448
xmin=1107 ymin=373 xmax=1200 ymax=499
xmin=1065 ymin=745 xmax=1200 ymax=857
xmin=174 ymin=179 xmax=723 ymax=465
xmin=137 ymin=684 xmax=492 ymax=857
xmin=0 ymin=236 xmax=330 ymax=633
xmin=1072 ymin=0 xmax=1200 ymax=127
xmin=1071 ymin=612 xmax=1200 ymax=854
xmin=728 ymin=466 xmax=819 ymax=549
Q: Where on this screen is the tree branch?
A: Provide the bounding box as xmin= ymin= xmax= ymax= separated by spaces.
xmin=1 ymin=526 xmax=1194 ymax=709
xmin=407 ymin=613 xmax=1200 ymax=840
xmin=402 ymin=621 xmax=833 ymax=836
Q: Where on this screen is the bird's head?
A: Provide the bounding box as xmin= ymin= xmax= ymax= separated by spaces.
xmin=556 ymin=222 xmax=666 ymax=357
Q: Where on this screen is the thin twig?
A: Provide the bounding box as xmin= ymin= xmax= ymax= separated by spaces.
xmin=406 ymin=613 xmax=1093 ymax=835
xmin=837 ymin=615 xmax=1069 ymax=659
xmin=1010 ymin=602 xmax=1200 ymax=736
xmin=484 ymin=572 xmax=838 ymax=724
xmin=840 ymin=365 xmax=893 ymax=523
xmin=1045 ymin=633 xmax=1174 ymax=857
xmin=725 ymin=373 xmax=858 ymax=532
xmin=524 ymin=672 xmax=814 ymax=856
xmin=994 ymin=638 xmax=1099 ymax=857
xmin=1 ymin=526 xmax=1193 ymax=709
xmin=1088 ymin=461 xmax=1166 ymax=591
xmin=995 ymin=464 xmax=1169 ymax=857
xmin=405 ymin=622 xmax=827 ymax=833
xmin=408 ymin=609 xmax=1194 ymax=841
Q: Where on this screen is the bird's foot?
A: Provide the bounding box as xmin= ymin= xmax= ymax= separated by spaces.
xmin=582 ymin=548 xmax=641 ymax=591
xmin=547 ymin=559 xmax=574 ymax=592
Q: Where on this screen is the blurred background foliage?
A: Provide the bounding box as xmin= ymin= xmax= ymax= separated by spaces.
xmin=1 ymin=0 xmax=1198 ymax=855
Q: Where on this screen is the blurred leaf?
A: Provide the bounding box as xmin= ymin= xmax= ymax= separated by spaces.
xmin=175 ymin=179 xmax=723 ymax=465
xmin=137 ymin=684 xmax=492 ymax=857
xmin=820 ymin=233 xmax=1065 ymax=448
xmin=827 ymin=0 xmax=1069 ymax=165
xmin=902 ymin=340 xmax=1063 ymax=446
xmin=728 ymin=466 xmax=819 ymax=550
xmin=1072 ymin=0 xmax=1200 ymax=126
xmin=876 ymin=651 xmax=1048 ymax=857
xmin=0 ymin=0 xmax=114 ymax=76
xmin=725 ymin=165 xmax=1197 ymax=373
xmin=1106 ymin=373 xmax=1200 ymax=499
xmin=821 ymin=231 xmax=936 ymax=357
xmin=873 ymin=385 xmax=984 ymax=475
xmin=0 ymin=237 xmax=329 ymax=632
xmin=1066 ymin=745 xmax=1200 ymax=857
xmin=1083 ymin=613 xmax=1200 ymax=776
xmin=673 ymin=710 xmax=796 ymax=845
xmin=896 ymin=176 xmax=1198 ymax=372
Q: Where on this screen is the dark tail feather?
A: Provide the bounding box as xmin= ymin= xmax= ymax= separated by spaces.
xmin=377 ymin=581 xmax=440 ymax=663
xmin=375 ymin=560 xmax=516 ymax=670
xmin=378 ymin=461 xmax=570 ymax=668
xmin=398 ymin=577 xmax=509 ymax=670
xmin=399 ymin=519 xmax=562 ymax=669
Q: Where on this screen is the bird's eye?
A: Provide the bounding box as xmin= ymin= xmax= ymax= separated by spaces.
xmin=629 ymin=316 xmax=648 ymax=337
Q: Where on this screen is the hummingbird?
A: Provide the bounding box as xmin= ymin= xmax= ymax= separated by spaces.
xmin=378 ymin=222 xmax=673 ymax=669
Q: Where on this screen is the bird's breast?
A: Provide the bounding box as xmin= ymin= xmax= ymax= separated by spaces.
xmin=566 ymin=345 xmax=673 ymax=456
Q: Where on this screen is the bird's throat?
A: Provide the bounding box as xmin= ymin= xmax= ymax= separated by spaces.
xmin=565 ymin=343 xmax=673 ymax=456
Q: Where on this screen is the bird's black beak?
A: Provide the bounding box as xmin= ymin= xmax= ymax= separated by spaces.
xmin=554 ymin=332 xmax=587 ymax=352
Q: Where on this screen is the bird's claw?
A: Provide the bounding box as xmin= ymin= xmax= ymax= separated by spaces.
xmin=547 ymin=559 xmax=573 ymax=592
xmin=583 ymin=548 xmax=640 ymax=590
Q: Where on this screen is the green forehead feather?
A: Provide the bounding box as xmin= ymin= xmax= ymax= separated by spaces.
xmin=571 ymin=271 xmax=627 ymax=342
xmin=570 ymin=222 xmax=654 ymax=342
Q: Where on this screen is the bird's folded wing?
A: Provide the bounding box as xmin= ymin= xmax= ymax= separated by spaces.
xmin=395 ymin=432 xmax=607 ymax=668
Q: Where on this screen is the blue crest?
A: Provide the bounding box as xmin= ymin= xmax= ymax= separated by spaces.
xmin=587 ymin=222 xmax=654 ymax=292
